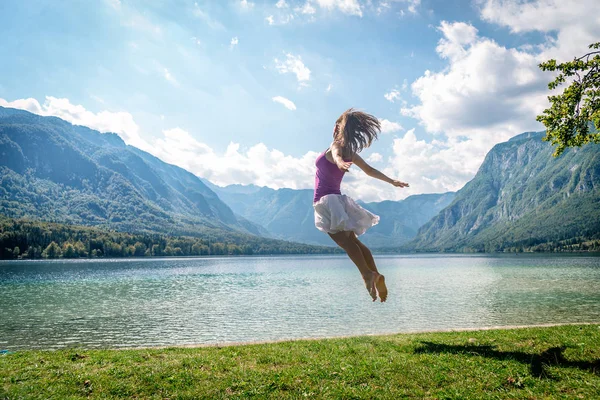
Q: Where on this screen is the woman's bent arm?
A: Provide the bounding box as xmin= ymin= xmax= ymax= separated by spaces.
xmin=331 ymin=142 xmax=353 ymax=172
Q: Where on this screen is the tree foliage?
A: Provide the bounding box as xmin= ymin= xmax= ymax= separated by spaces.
xmin=537 ymin=42 xmax=600 ymax=156
xmin=0 ymin=217 xmax=340 ymax=260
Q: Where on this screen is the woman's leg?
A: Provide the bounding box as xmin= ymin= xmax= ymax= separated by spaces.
xmin=351 ymin=233 xmax=378 ymax=273
xmin=328 ymin=231 xmax=379 ymax=301
xmin=351 ymin=233 xmax=388 ymax=302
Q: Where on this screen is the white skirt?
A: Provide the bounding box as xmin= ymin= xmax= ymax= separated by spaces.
xmin=313 ymin=194 xmax=380 ymax=236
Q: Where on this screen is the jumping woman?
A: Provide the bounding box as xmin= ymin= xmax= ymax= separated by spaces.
xmin=313 ymin=109 xmax=409 ymax=302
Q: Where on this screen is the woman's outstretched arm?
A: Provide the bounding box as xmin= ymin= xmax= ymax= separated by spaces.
xmin=352 ymin=153 xmax=409 ymax=187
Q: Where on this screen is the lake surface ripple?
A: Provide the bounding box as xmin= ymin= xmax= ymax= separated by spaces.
xmin=1 ymin=254 xmax=599 ymax=349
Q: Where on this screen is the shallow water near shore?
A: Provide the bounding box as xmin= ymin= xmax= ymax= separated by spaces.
xmin=1 ymin=254 xmax=599 ymax=350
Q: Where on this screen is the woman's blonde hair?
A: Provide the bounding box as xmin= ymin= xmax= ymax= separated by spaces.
xmin=334 ymin=108 xmax=380 ymax=158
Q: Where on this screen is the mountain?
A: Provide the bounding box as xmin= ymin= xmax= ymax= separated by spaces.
xmin=0 ymin=106 xmax=264 ymax=237
xmin=209 ymin=183 xmax=455 ymax=247
xmin=359 ymin=193 xmax=456 ymax=248
xmin=208 ymin=184 xmax=323 ymax=243
xmin=409 ymin=131 xmax=600 ymax=251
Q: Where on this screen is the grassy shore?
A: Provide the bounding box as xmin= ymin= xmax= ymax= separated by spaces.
xmin=1 ymin=325 xmax=599 ymax=399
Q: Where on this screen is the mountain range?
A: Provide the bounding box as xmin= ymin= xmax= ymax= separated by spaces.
xmin=206 ymin=182 xmax=455 ymax=247
xmin=0 ymin=106 xmax=264 ymax=239
xmin=1 ymin=106 xmax=599 ymax=253
xmin=409 ymin=131 xmax=600 ymax=251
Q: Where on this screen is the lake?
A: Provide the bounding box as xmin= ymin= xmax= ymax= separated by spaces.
xmin=1 ymin=254 xmax=599 ymax=350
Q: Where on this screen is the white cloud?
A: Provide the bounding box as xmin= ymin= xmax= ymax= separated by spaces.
xmin=275 ymin=53 xmax=311 ymax=83
xmin=267 ymin=0 xmax=296 ymax=25
xmin=379 ymin=119 xmax=403 ymax=133
xmin=407 ymin=0 xmax=420 ymax=13
xmin=272 ymin=0 xmax=424 ymax=23
xmin=384 ymin=89 xmax=401 ymax=102
xmin=315 ymin=0 xmax=362 ymax=17
xmin=478 ymin=0 xmax=600 ymax=60
xmin=230 ymin=36 xmax=239 ymax=48
xmin=436 ymin=21 xmax=478 ymax=59
xmin=0 ymin=96 xmax=150 ymax=151
xmin=385 ymin=129 xmax=475 ymax=194
xmin=376 ymin=2 xmax=391 ymax=14
xmin=0 ymin=97 xmax=45 ymax=115
xmin=266 ymin=13 xmax=295 ymax=25
xmin=192 ymin=2 xmax=225 ymax=30
xmin=367 ymin=152 xmax=383 ymax=162
xmin=479 ymin=0 xmax=598 ymax=34
xmin=152 ymin=130 xmax=318 ymax=190
xmin=377 ymin=0 xmax=420 ymax=15
xmin=240 ymin=0 xmax=254 ymax=9
xmin=105 ymin=0 xmax=121 ymax=10
xmin=401 ymin=21 xmax=548 ymax=140
xmin=384 ymin=80 xmax=408 ymax=102
xmin=163 ymin=68 xmax=179 ymax=86
xmin=326 ymin=83 xmax=333 ymax=92
xmin=272 ymin=96 xmax=297 ymax=110
xmin=296 ymin=2 xmax=317 ymax=14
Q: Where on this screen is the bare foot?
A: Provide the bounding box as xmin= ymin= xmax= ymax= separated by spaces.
xmin=364 ymin=272 xmax=377 ymax=301
xmin=375 ymin=274 xmax=387 ymax=303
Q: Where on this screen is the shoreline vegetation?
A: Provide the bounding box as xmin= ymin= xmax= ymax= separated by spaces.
xmin=2 ymin=324 xmax=599 ymax=398
xmin=2 ymin=216 xmax=600 ymax=260
xmin=0 ymin=216 xmax=341 ymax=260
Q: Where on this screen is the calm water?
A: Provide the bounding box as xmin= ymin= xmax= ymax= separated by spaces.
xmin=1 ymin=254 xmax=599 ymax=350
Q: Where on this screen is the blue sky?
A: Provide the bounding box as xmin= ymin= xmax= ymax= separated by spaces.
xmin=1 ymin=0 xmax=598 ymax=201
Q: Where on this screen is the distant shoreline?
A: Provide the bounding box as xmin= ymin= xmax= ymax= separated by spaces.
xmin=3 ymin=251 xmax=600 ymax=262
xmin=3 ymin=216 xmax=599 ymax=260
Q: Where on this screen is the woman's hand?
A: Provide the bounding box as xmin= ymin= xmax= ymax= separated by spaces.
xmin=391 ymin=180 xmax=409 ymax=188
xmin=338 ymin=161 xmax=353 ymax=172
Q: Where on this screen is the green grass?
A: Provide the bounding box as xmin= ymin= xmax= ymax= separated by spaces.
xmin=1 ymin=325 xmax=599 ymax=399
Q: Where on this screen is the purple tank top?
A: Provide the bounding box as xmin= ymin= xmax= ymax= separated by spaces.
xmin=313 ymin=151 xmax=347 ymax=203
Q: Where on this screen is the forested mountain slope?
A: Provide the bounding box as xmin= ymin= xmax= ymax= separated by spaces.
xmin=410 ymin=132 xmax=600 ymax=251
xmin=0 ymin=106 xmax=263 ymax=237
